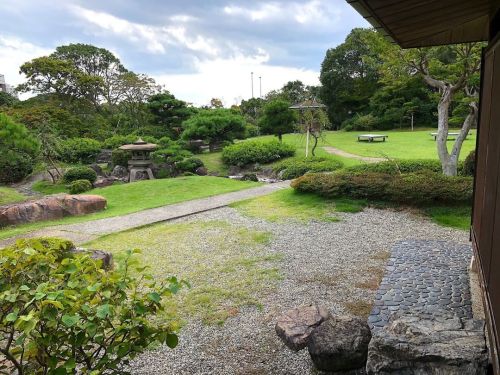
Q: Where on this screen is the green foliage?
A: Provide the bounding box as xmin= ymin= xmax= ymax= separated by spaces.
xmin=258 ymin=99 xmax=297 ymax=141
xmin=0 ymin=153 xmax=34 ymax=184
xmin=111 ymin=149 xmax=131 ymax=167
xmin=0 ymin=237 xmax=181 ymax=374
xmin=148 ymin=92 xmax=195 ymax=139
xmin=273 ymin=157 xmax=344 ymax=179
xmin=424 ymin=205 xmax=471 ymax=230
xmin=58 ymin=138 xmax=102 ymax=164
xmin=0 ymin=187 xmax=26 ymax=206
xmin=0 ymin=91 xmax=18 ymax=107
xmin=176 ymin=158 xmax=204 ymax=173
xmin=63 ymin=166 xmax=97 ymax=184
xmin=68 ymin=179 xmax=93 ymax=194
xmin=345 ymin=159 xmax=444 ymax=174
xmin=291 ymin=171 xmax=473 ymax=205
xmin=222 ymin=140 xmax=295 ymax=167
xmin=341 ymin=114 xmax=379 ymax=131
xmin=103 ymin=135 xmax=138 ymax=149
xmin=462 ymin=150 xmax=475 ymax=177
xmin=244 ymin=124 xmax=260 ymax=138
xmin=181 ymin=109 xmax=246 ymax=150
xmin=151 ymin=145 xmax=192 ymax=165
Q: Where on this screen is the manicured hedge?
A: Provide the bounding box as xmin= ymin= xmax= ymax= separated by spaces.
xmin=69 ymin=179 xmax=93 ymax=194
xmin=273 ymin=157 xmax=344 ymax=179
xmin=59 ymin=138 xmax=102 ymax=164
xmin=176 ymin=157 xmax=204 ymax=173
xmin=291 ymin=170 xmax=473 ymax=205
xmin=222 ymin=140 xmax=295 ymax=167
xmin=63 ymin=166 xmax=97 ymax=184
xmin=345 ymin=160 xmax=443 ymax=175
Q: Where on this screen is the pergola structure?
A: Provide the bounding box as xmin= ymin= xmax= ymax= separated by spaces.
xmin=347 ymin=0 xmax=500 ymax=371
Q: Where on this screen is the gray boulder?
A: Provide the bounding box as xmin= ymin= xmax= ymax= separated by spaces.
xmin=195 ymin=166 xmax=208 ymax=176
xmin=111 ymin=165 xmax=128 ymax=179
xmin=366 ymin=315 xmax=488 ymax=374
xmin=308 ymin=315 xmax=371 ymax=372
xmin=89 ymin=163 xmax=104 ymax=176
xmin=275 ymin=305 xmax=330 ymax=351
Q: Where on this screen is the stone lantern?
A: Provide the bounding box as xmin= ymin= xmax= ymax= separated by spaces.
xmin=118 ymin=139 xmax=157 ymax=182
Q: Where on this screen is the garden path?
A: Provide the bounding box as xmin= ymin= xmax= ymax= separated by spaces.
xmin=0 ymin=181 xmax=290 ymax=247
xmin=323 ymin=146 xmax=385 ymax=163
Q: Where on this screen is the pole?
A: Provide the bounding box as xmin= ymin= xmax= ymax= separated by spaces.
xmin=305 ymin=127 xmax=310 ymax=158
xmin=251 ymin=72 xmax=254 ymax=98
xmin=411 ymin=112 xmax=414 ymax=131
xmin=259 ymin=76 xmax=262 ymax=98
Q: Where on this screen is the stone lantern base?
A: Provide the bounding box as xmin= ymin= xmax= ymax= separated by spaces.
xmin=129 ymin=167 xmax=155 ymax=182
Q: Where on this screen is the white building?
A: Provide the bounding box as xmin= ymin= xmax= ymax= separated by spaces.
xmin=0 ymin=74 xmax=17 ymax=97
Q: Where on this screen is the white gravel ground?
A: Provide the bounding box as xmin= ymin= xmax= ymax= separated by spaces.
xmin=130 ymin=207 xmax=469 ymax=375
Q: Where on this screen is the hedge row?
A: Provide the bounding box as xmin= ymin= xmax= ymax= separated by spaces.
xmin=222 ymin=140 xmax=295 ymax=167
xmin=273 ymin=157 xmax=344 ymax=179
xmin=291 ymin=170 xmax=473 ymax=205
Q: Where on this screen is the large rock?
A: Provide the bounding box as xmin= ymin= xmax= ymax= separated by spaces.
xmin=366 ymin=315 xmax=489 ymax=374
xmin=276 ymin=305 xmax=330 ymax=351
xmin=111 ymin=165 xmax=128 ymax=179
xmin=0 ymin=194 xmax=107 ymax=227
xmin=93 ymin=176 xmax=118 ymax=188
xmin=72 ymin=247 xmax=113 ymax=269
xmin=308 ymin=315 xmax=371 ymax=372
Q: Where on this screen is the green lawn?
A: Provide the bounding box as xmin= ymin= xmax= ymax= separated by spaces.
xmin=0 ymin=176 xmax=261 ymax=240
xmin=32 ymin=180 xmax=69 ymax=195
xmin=425 ymin=205 xmax=471 ymax=231
xmin=198 ymin=152 xmax=229 ymax=175
xmin=0 ymin=187 xmax=26 ymax=205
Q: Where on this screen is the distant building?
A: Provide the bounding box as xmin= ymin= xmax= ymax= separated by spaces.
xmin=0 ymin=74 xmax=18 ymax=97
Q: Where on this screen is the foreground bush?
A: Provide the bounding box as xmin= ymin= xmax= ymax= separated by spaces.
xmin=273 ymin=157 xmax=344 ymax=179
xmin=63 ymin=166 xmax=97 ymax=184
xmin=59 ymin=138 xmax=102 ymax=164
xmin=69 ymin=179 xmax=93 ymax=194
xmin=0 ymin=238 xmax=182 ymax=374
xmin=291 ymin=171 xmax=473 ymax=205
xmin=222 ymin=140 xmax=295 ymax=167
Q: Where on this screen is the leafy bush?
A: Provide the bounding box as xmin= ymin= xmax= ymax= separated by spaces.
xmin=69 ymin=179 xmax=93 ymax=194
xmin=222 ymin=140 xmax=295 ymax=167
xmin=63 ymin=166 xmax=97 ymax=184
xmin=111 ymin=148 xmax=131 ymax=167
xmin=0 ymin=237 xmax=181 ymax=374
xmin=273 ymin=157 xmax=344 ymax=179
xmin=151 ymin=147 xmax=192 ymax=164
xmin=176 ymin=157 xmax=204 ymax=173
xmin=291 ymin=170 xmax=473 ymax=205
xmin=341 ymin=114 xmax=378 ymax=131
xmin=102 ymin=134 xmax=137 ymax=149
xmin=345 ymin=159 xmax=443 ymax=175
xmin=244 ymin=124 xmax=260 ymax=138
xmin=59 ymin=138 xmax=102 ymax=164
xmin=462 ymin=150 xmax=475 ymax=177
xmin=0 ymin=152 xmax=34 ymax=184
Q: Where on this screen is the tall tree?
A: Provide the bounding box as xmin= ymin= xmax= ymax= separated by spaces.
xmin=259 ymin=99 xmax=297 ymax=142
xmin=148 ymin=92 xmax=195 ymax=139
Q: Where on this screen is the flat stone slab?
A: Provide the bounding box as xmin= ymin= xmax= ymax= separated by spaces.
xmin=369 ymin=240 xmax=473 ymax=330
xmin=275 ymin=305 xmax=330 ymax=351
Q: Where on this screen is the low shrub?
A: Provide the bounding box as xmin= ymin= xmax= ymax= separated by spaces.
xmin=176 ymin=157 xmax=204 ymax=173
xmin=244 ymin=124 xmax=260 ymax=138
xmin=59 ymin=138 xmax=102 ymax=164
xmin=462 ymin=150 xmax=475 ymax=177
xmin=0 ymin=152 xmax=34 ymax=183
xmin=63 ymin=166 xmax=97 ymax=184
xmin=151 ymin=146 xmax=192 ymax=164
xmin=222 ymin=140 xmax=295 ymax=167
xmin=0 ymin=237 xmax=181 ymax=374
xmin=102 ymin=134 xmax=137 ymax=149
xmin=291 ymin=170 xmax=473 ymax=205
xmin=69 ymin=179 xmax=93 ymax=194
xmin=273 ymin=157 xmax=344 ymax=179
xmin=111 ymin=148 xmax=131 ymax=167
xmin=345 ymin=159 xmax=444 ymax=175
xmin=341 ymin=114 xmax=379 ymax=131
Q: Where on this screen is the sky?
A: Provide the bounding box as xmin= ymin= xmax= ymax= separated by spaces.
xmin=0 ymin=0 xmax=367 ymax=106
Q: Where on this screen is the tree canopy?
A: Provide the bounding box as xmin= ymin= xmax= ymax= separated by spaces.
xmin=259 ymin=99 xmax=297 ymax=142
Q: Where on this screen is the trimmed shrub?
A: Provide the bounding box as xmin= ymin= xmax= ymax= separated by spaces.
xmin=291 ymin=170 xmax=473 ymax=205
xmin=341 ymin=114 xmax=378 ymax=131
xmin=244 ymin=124 xmax=260 ymax=138
xmin=0 ymin=152 xmax=34 ymax=184
xmin=59 ymin=138 xmax=102 ymax=164
xmin=63 ymin=166 xmax=97 ymax=184
xmin=462 ymin=150 xmax=475 ymax=177
xmin=69 ymin=179 xmax=93 ymax=194
xmin=152 ymin=147 xmax=193 ymax=164
xmin=111 ymin=148 xmax=131 ymax=167
xmin=222 ymin=140 xmax=295 ymax=167
xmin=0 ymin=238 xmax=181 ymax=373
xmin=345 ymin=159 xmax=444 ymax=175
xmin=273 ymin=157 xmax=344 ymax=179
xmin=176 ymin=157 xmax=204 ymax=173
xmin=102 ymin=135 xmax=137 ymax=149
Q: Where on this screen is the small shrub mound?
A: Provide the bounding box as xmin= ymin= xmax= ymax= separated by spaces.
xmin=176 ymin=157 xmax=204 ymax=173
xmin=59 ymin=138 xmax=102 ymax=164
xmin=0 ymin=237 xmax=182 ymax=374
xmin=69 ymin=179 xmax=93 ymax=194
xmin=291 ymin=170 xmax=473 ymax=205
xmin=222 ymin=140 xmax=295 ymax=167
xmin=462 ymin=150 xmax=475 ymax=177
xmin=0 ymin=152 xmax=34 ymax=183
xmin=273 ymin=157 xmax=344 ymax=179
xmin=345 ymin=159 xmax=443 ymax=175
xmin=63 ymin=166 xmax=97 ymax=184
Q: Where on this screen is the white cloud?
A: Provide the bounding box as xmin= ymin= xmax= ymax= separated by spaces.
xmin=69 ymin=5 xmax=218 ymax=56
xmin=154 ymin=50 xmax=319 ymax=107
xmin=223 ymin=3 xmax=281 ymax=21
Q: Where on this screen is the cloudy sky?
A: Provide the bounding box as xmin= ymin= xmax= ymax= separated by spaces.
xmin=0 ymin=0 xmax=367 ymax=106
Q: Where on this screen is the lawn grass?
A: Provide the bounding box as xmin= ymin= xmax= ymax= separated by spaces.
xmin=197 ymin=152 xmax=229 ymax=175
xmin=424 ymin=205 xmax=471 ymax=231
xmin=0 ymin=187 xmax=26 ymax=205
xmin=0 ymin=176 xmax=261 ymax=240
xmin=32 ymin=181 xmax=69 ymax=195
xmin=86 ymin=220 xmax=281 ymax=325
xmin=231 ymin=188 xmax=366 ymax=222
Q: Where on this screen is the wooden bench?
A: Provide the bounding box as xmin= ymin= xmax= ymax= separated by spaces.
xmin=430 ymin=132 xmax=468 ymax=141
xmin=357 ymin=134 xmax=388 ymax=142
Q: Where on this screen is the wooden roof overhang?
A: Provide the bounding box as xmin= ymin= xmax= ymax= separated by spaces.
xmin=347 ymin=0 xmax=500 ymax=48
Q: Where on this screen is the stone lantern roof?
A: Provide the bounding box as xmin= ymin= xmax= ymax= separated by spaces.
xmin=118 ymin=138 xmax=157 ymax=151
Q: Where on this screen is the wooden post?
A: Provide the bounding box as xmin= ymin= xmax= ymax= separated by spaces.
xmin=305 ymin=127 xmax=310 ymax=158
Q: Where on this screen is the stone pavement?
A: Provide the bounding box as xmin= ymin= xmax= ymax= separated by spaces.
xmin=368 ymin=239 xmax=473 ymax=329
xmin=0 ymin=181 xmax=290 ymax=247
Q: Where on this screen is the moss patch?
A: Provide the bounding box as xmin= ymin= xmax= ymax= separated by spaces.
xmin=86 ymin=220 xmax=281 ymax=325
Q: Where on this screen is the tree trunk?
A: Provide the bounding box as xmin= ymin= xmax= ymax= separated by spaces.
xmin=435 ymin=86 xmax=454 ymax=175
xmin=311 ymin=133 xmax=319 ymax=157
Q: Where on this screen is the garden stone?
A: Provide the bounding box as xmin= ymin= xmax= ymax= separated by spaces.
xmin=241 ymin=173 xmax=258 ymax=182
xmin=72 ymin=247 xmax=113 ymax=269
xmin=275 ymin=305 xmax=330 ymax=351
xmin=308 ymin=315 xmax=371 ymax=372
xmin=93 ymin=176 xmax=118 ymax=188
xmin=228 ymin=166 xmax=242 ymax=175
xmin=0 ymin=194 xmax=107 ymax=227
xmin=366 ymin=315 xmax=488 ymax=374
xmin=96 ymin=149 xmax=112 ymax=163
xmin=195 ymin=166 xmax=208 ymax=176
xmin=111 ymin=165 xmax=128 ymax=179
xmin=89 ymin=163 xmax=104 ymax=176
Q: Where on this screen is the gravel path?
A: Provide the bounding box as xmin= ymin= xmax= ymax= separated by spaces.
xmin=323 ymin=146 xmax=385 ymax=163
xmin=0 ymin=181 xmax=290 ymax=248
xmin=130 ymin=207 xmax=469 ymax=375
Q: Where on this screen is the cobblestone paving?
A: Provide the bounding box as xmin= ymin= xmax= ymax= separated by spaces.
xmin=368 ymin=239 xmax=473 ymax=329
